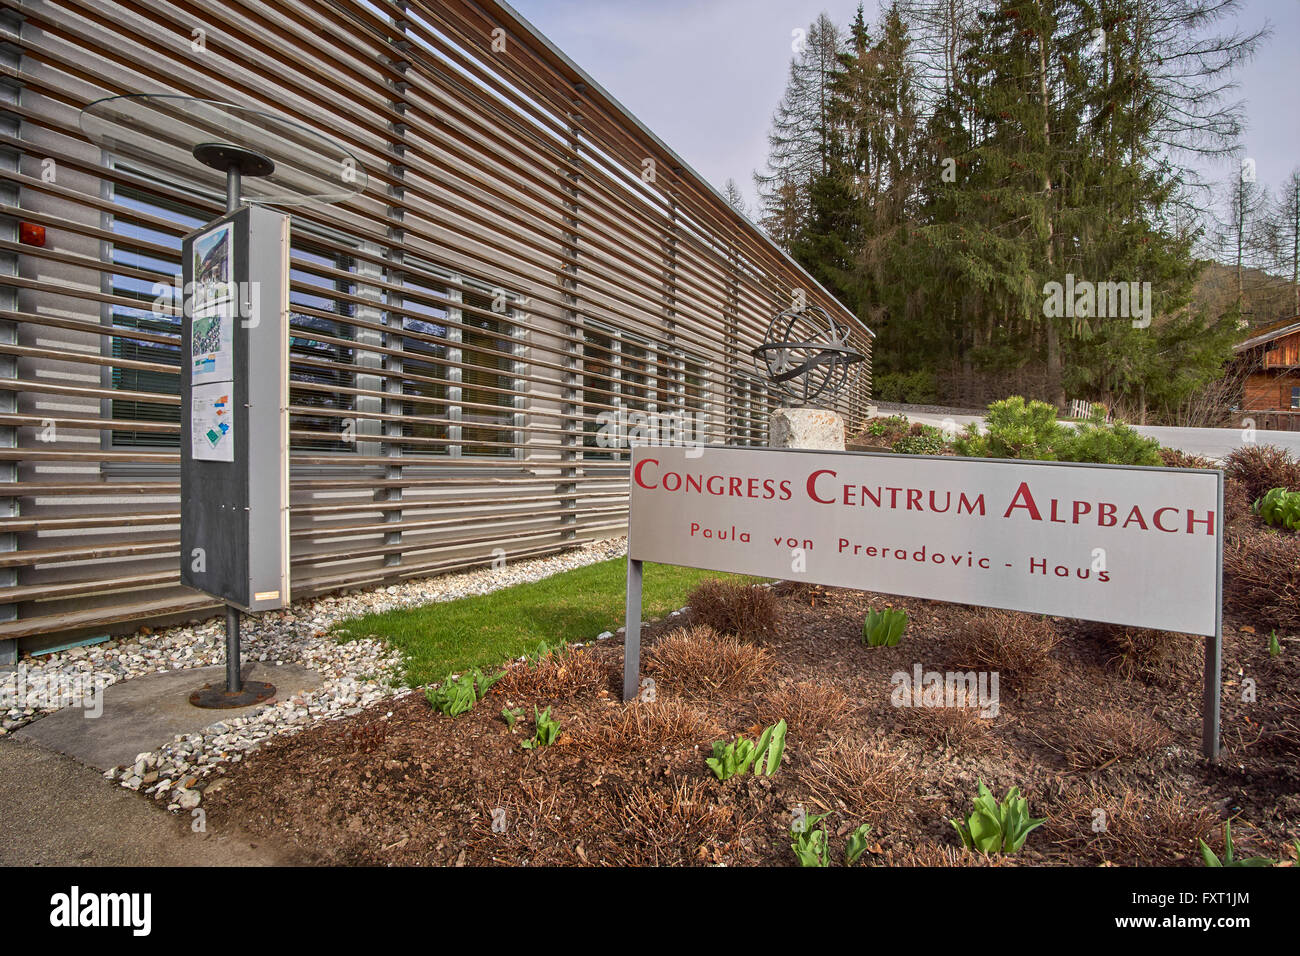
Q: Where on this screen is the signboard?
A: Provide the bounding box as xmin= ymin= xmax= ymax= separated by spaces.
xmin=622 ymin=444 xmax=1224 ymax=755
xmin=179 ymin=204 xmax=290 ymax=612
xmin=189 ymin=382 xmax=235 ymax=462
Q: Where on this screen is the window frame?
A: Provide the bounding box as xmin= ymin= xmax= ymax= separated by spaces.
xmin=99 ymin=171 xmax=526 ymax=467
xmin=98 ymin=165 xmax=205 ymax=465
xmin=390 ymin=259 xmax=527 ymax=462
xmin=580 ymin=321 xmax=707 ymax=459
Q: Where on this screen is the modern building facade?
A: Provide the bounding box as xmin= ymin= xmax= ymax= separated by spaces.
xmin=0 ymin=0 xmax=872 ymax=656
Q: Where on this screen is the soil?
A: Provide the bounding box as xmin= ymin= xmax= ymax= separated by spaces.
xmin=202 ymin=575 xmax=1300 ymax=867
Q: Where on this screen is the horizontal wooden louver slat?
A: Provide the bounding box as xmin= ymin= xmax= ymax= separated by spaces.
xmin=1 ymin=0 xmax=871 ymax=643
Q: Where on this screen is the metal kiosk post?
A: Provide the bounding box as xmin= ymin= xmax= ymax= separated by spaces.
xmin=77 ymin=96 xmax=368 ymax=709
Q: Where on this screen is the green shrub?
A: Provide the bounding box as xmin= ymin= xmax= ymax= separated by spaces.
xmin=860 ymin=414 xmax=911 ymax=448
xmin=862 ymin=608 xmax=907 ymax=647
xmin=866 ymin=414 xmax=910 ymax=438
xmin=874 ymin=370 xmax=938 ymax=404
xmin=425 ymin=668 xmax=503 ymax=716
xmin=953 ymin=396 xmax=1065 ymax=460
xmin=1254 ymin=487 xmax=1300 ymax=531
xmin=706 ymin=719 xmax=787 ymax=781
xmin=1056 ymin=416 xmax=1162 ymax=465
xmin=892 ymin=423 xmax=948 ymax=456
xmin=954 ymin=396 xmax=1161 ymax=465
xmin=950 ymin=781 xmax=1046 ymax=854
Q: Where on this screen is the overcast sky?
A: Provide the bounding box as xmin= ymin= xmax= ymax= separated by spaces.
xmin=510 ymin=0 xmax=1299 ymax=218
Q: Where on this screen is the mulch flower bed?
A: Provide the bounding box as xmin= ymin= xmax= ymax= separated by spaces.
xmin=202 ymin=580 xmax=1299 ymax=866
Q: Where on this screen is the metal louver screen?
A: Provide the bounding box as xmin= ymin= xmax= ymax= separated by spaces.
xmin=0 ymin=0 xmax=872 ymax=643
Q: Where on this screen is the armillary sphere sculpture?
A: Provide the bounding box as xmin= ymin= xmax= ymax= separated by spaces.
xmin=751 ymin=305 xmax=864 ymax=406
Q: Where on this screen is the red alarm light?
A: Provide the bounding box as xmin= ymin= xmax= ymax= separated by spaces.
xmin=19 ymin=222 xmax=45 ymax=247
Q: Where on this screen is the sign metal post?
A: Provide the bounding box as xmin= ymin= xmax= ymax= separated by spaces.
xmin=1201 ymin=476 xmax=1226 ymax=760
xmin=622 ymin=558 xmax=643 ymax=702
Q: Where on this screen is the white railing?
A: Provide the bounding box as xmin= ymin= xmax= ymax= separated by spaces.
xmin=1067 ymin=399 xmax=1113 ymax=423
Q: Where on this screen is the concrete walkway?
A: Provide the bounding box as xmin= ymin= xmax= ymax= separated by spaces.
xmin=14 ymin=661 xmax=321 ymax=772
xmin=1 ymin=661 xmax=320 ymax=866
xmin=0 ymin=735 xmax=298 ymax=865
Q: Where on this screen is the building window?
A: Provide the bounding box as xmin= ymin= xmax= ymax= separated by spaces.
xmin=288 ymin=246 xmax=357 ymax=453
xmin=662 ymin=347 xmax=709 ymax=445
xmin=459 ymin=288 xmax=523 ymax=457
xmin=395 ymin=276 xmax=451 ymax=452
xmin=391 ymin=265 xmax=523 ymax=458
xmin=581 ymin=322 xmax=706 ymax=458
xmin=731 ymin=373 xmax=772 ymax=446
xmin=1291 ymin=386 xmax=1299 ymax=410
xmin=581 ymin=322 xmax=659 ymax=460
xmin=105 ymin=179 xmax=204 ymax=448
xmin=105 ymin=179 xmax=520 ymax=460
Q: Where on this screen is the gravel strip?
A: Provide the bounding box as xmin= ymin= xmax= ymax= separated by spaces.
xmin=1 ymin=536 xmax=627 ymax=810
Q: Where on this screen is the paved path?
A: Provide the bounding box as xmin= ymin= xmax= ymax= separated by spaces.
xmin=1 ymin=663 xmax=317 ymax=866
xmin=0 ymin=735 xmax=297 ymax=866
xmin=14 ymin=661 xmax=320 ymax=772
xmin=895 ymin=409 xmax=1300 ymax=462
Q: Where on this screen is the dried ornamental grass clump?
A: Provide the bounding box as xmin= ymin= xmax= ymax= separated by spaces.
xmin=898 ymin=702 xmax=991 ymax=748
xmin=797 ymin=739 xmax=919 ymax=821
xmin=778 ymin=580 xmax=828 ymax=607
xmin=886 ymin=842 xmax=1012 ymax=867
xmin=686 ymin=579 xmax=781 ymax=639
xmin=754 ymin=681 xmax=849 ymax=738
xmin=495 ymin=642 xmax=610 ymax=701
xmin=1046 ymin=782 xmax=1218 ymax=865
xmin=1056 ymin=707 xmax=1172 ymax=770
xmin=647 ymin=625 xmax=774 ymax=696
xmin=1224 ymin=444 xmax=1300 ymax=503
xmin=1223 ymin=529 xmax=1300 ymax=632
xmin=1224 ymin=477 xmax=1252 ymax=528
xmin=1159 ymin=448 xmax=1216 ymax=470
xmin=949 ymin=608 xmax=1061 ymax=684
xmin=597 ymin=781 xmax=752 ymax=867
xmin=572 ymin=698 xmax=720 ymax=755
xmin=1090 ymin=623 xmax=1200 ymax=687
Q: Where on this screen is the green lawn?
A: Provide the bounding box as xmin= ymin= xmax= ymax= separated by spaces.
xmin=333 ymin=557 xmax=759 ymax=687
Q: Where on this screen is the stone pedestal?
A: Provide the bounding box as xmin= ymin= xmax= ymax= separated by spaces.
xmin=769 ymin=407 xmax=845 ymax=451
